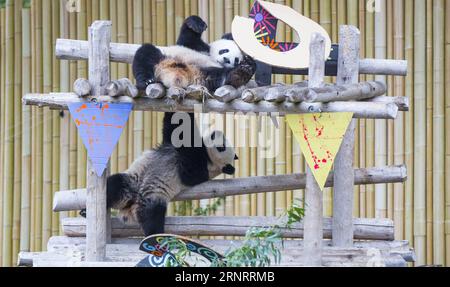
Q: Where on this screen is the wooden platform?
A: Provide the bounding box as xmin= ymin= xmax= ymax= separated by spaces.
xmin=18 ymin=236 xmax=415 ymax=267
xmin=18 ymin=216 xmax=415 ymax=267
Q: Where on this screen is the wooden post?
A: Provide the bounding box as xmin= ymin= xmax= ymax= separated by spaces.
xmin=303 ymin=33 xmax=326 ymax=266
xmin=332 ymin=25 xmax=360 ymax=247
xmin=86 ymin=21 xmax=112 ymax=262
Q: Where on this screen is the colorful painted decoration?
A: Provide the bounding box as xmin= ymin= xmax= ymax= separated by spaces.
xmin=250 ymin=1 xmax=298 ymax=52
xmin=286 ymin=113 xmax=354 ymax=190
xmin=232 ymin=0 xmax=332 ymax=69
xmin=68 ymin=102 xmax=132 ymax=176
xmin=138 ymin=234 xmax=224 ymax=267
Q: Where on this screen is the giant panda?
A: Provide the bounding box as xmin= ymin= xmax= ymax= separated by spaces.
xmin=106 ymin=130 xmax=238 ymax=236
xmin=132 ymin=16 xmax=255 ymax=92
xmin=133 ymin=15 xmax=252 ymax=188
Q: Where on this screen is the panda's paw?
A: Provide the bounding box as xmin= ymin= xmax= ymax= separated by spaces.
xmin=241 ymin=56 xmax=257 ymax=73
xmin=184 ymin=16 xmax=208 ymax=34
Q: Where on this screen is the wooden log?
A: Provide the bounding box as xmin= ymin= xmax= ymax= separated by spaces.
xmin=333 ymin=25 xmax=360 ymax=248
xmin=185 ymin=85 xmax=210 ymax=101
xmin=167 ymin=86 xmax=186 ymax=102
xmin=55 ymin=39 xmax=408 ymax=76
xmin=241 ymin=83 xmax=285 ymax=103
xmin=61 ymin=216 xmax=395 ymax=240
xmin=303 ymin=33 xmax=326 ymax=266
xmin=73 ymin=78 xmax=91 ymax=97
xmin=86 ymin=20 xmax=111 ymax=262
xmin=22 ymin=93 xmax=401 ymax=119
xmin=369 ymin=96 xmax=409 ymax=111
xmin=214 ymin=80 xmax=258 ymax=103
xmin=52 ymin=165 xmax=407 ymax=212
xmin=105 ymin=78 xmax=138 ymax=98
xmin=145 ymin=83 xmax=166 ymax=99
xmin=313 ymin=81 xmax=386 ymax=102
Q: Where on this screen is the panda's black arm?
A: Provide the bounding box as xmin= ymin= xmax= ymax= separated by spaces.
xmin=132 ymin=44 xmax=165 ymax=91
xmin=176 ymin=16 xmax=210 ymax=53
xmin=163 ymin=112 xmax=204 ymax=150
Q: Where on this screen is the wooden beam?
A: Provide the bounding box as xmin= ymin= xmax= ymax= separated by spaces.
xmin=55 ymin=38 xmax=408 ymax=76
xmin=52 ymin=165 xmax=408 ymax=212
xmin=303 ymin=33 xmax=326 ymax=266
xmin=61 ymin=216 xmax=396 ymax=241
xmin=333 ymin=25 xmax=360 ymax=248
xmin=23 ymin=93 xmax=401 ymax=119
xmin=85 ymin=20 xmax=111 ymax=262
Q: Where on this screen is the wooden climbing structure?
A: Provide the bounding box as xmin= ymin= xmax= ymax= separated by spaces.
xmin=19 ymin=21 xmax=414 ymax=267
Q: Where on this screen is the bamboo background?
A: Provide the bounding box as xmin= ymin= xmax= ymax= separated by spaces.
xmin=0 ymin=0 xmax=448 ymax=267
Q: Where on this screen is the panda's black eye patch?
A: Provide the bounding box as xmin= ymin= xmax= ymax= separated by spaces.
xmin=223 ymin=57 xmax=231 ymax=64
xmin=219 ymin=49 xmax=229 ymax=55
xmin=216 ymin=146 xmax=226 ymax=152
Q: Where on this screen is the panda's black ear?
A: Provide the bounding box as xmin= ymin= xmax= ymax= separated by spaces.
xmin=222 ymin=33 xmax=234 ymax=41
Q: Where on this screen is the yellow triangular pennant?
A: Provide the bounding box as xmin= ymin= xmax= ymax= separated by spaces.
xmin=286 ymin=113 xmax=354 ymax=190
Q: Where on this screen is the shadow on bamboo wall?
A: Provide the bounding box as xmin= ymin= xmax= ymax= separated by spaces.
xmin=0 ymin=0 xmax=448 ymax=267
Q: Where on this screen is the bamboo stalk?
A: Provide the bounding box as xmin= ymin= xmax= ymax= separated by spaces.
xmin=42 ymin=0 xmax=53 ymax=251
xmin=58 ymin=0 xmax=70 ymax=233
xmin=445 ymin=0 xmax=450 ymax=267
xmin=403 ymin=0 xmax=414 ymax=254
xmin=386 ymin=0 xmax=393 ymax=224
xmin=393 ymin=0 xmax=405 ymax=240
xmin=76 ymin=0 xmax=87 ymax=193
xmin=357 ymin=0 xmax=366 ymax=218
xmin=2 ymin=0 xmax=15 ymax=267
xmin=374 ymin=0 xmax=387 ymax=220
xmin=117 ymin=0 xmax=128 ymax=172
xmin=413 ymin=0 xmax=427 ymax=266
xmin=20 ymin=5 xmax=32 ymax=256
xmin=12 ymin=0 xmax=22 ymax=266
xmin=35 ymin=0 xmax=45 ymax=256
xmin=0 ymin=4 xmax=6 ymax=266
xmin=109 ymin=0 xmax=118 ymax=174
xmin=432 ymin=0 xmax=445 ymax=266
xmin=51 ymin=0 xmax=61 ymax=237
xmin=425 ymin=0 xmax=433 ymax=265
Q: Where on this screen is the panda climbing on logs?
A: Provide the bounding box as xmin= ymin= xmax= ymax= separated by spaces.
xmin=106 ymin=130 xmax=238 ymax=236
xmin=132 ymin=15 xmax=256 ymax=94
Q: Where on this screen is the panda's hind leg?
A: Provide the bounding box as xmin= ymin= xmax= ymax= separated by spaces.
xmin=137 ymin=198 xmax=168 ymax=236
xmin=132 ymin=44 xmax=165 ymax=91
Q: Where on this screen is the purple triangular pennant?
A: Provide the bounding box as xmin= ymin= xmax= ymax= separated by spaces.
xmin=68 ymin=102 xmax=133 ymax=176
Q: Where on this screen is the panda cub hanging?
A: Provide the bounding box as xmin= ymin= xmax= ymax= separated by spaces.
xmin=107 ymin=130 xmax=237 ymax=236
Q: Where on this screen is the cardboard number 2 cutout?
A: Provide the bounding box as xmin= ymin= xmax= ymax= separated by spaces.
xmin=232 ymin=0 xmax=332 ymax=69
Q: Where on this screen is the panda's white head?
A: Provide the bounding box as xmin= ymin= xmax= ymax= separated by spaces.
xmin=210 ymin=39 xmax=244 ymax=69
xmin=203 ymin=130 xmax=238 ymax=179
